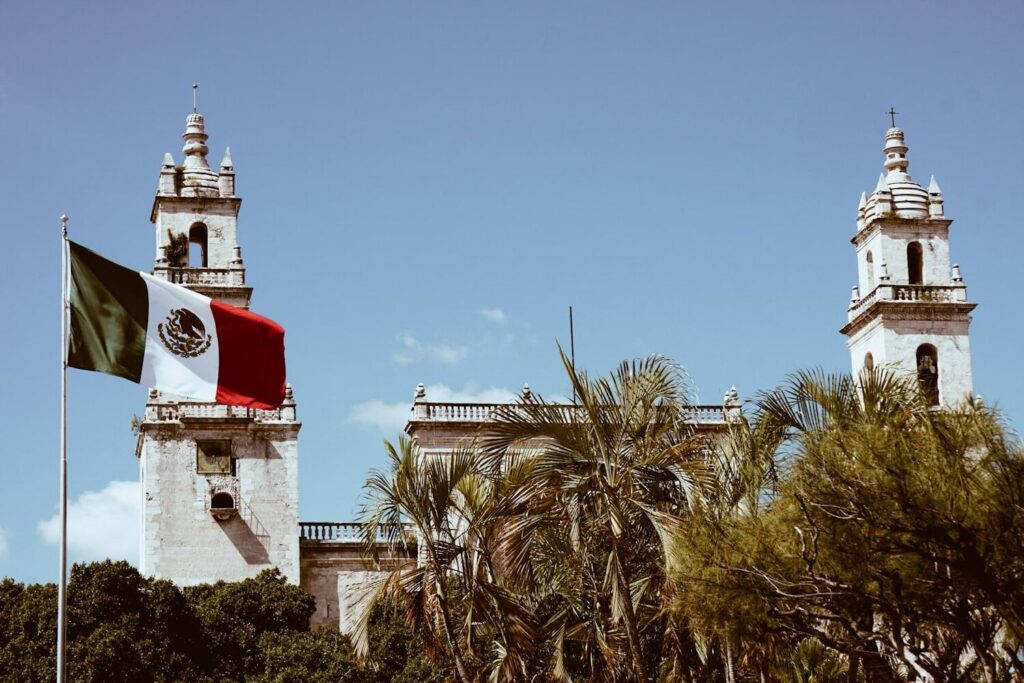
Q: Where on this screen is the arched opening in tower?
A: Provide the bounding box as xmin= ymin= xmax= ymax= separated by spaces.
xmin=189 ymin=223 xmax=208 ymax=268
xmin=211 ymin=491 xmax=235 ymax=510
xmin=865 ymin=250 xmax=875 ymax=290
xmin=907 ymin=242 xmax=923 ymax=285
xmin=916 ymin=344 xmax=939 ymax=406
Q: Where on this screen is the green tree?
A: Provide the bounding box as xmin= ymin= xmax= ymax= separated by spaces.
xmin=358 ymin=436 xmax=503 ymax=683
xmin=0 ymin=579 xmax=57 ymax=682
xmin=254 ymin=628 xmax=360 ymax=682
xmin=359 ymin=350 xmax=714 ymax=681
xmin=184 ymin=567 xmax=316 ymax=680
xmin=482 ymin=351 xmax=713 ymax=681
xmin=674 ymin=368 xmax=1024 ymax=681
xmin=0 ymin=561 xmax=445 ymax=681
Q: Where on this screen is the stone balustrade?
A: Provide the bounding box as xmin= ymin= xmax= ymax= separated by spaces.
xmin=849 ymin=283 xmax=967 ymax=318
xmin=411 ymin=402 xmax=727 ymax=424
xmin=418 ymin=403 xmax=498 ymax=422
xmin=145 ymin=400 xmax=297 ymax=423
xmin=152 ymin=266 xmax=245 ymax=287
xmin=299 ymin=521 xmax=414 ymax=543
xmin=891 ymin=284 xmax=966 ymax=302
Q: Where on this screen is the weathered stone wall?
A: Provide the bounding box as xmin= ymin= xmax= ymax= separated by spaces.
xmin=140 ymin=418 xmax=300 ymax=585
xmin=854 ymin=219 xmax=954 ymax=292
xmin=848 ymin=312 xmax=974 ymax=402
xmin=153 ymin=198 xmax=241 ymax=270
xmin=300 ymin=542 xmax=416 ymax=629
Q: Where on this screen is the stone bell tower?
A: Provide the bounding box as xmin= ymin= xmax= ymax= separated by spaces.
xmin=137 ymin=110 xmax=301 ymax=585
xmin=841 ymin=126 xmax=977 ymax=407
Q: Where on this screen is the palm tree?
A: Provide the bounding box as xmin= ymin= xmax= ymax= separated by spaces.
xmin=357 ymin=437 xmax=544 ymax=682
xmin=481 ymin=349 xmax=713 ymax=681
xmin=357 ymin=437 xmax=477 ymax=683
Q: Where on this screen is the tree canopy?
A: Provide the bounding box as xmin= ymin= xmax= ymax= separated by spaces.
xmin=359 ymin=356 xmax=1024 ymax=681
xmin=0 ymin=562 xmax=445 ymax=682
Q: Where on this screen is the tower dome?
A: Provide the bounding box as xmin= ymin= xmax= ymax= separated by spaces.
xmin=863 ymin=127 xmax=929 ymax=219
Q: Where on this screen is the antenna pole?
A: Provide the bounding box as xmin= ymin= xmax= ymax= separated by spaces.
xmin=569 ymin=306 xmax=576 ymax=405
xmin=56 ymin=214 xmax=69 ymax=683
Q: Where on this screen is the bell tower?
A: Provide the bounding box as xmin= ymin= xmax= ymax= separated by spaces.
xmin=138 ymin=111 xmax=301 ymax=585
xmin=841 ymin=126 xmax=977 ymax=406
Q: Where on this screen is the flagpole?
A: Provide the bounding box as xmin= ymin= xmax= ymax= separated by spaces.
xmin=56 ymin=214 xmax=69 ymax=683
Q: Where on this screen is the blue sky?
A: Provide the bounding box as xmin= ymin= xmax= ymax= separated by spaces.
xmin=2 ymin=2 xmax=1022 ymax=582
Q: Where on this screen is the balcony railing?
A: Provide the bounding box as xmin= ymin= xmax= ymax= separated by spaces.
xmin=411 ymin=402 xmax=728 ymax=425
xmin=145 ymin=400 xmax=297 ymax=423
xmin=849 ymin=283 xmax=967 ymax=318
xmin=299 ymin=521 xmax=415 ymax=543
xmin=152 ymin=266 xmax=245 ymax=287
xmin=891 ymin=284 xmax=966 ymax=302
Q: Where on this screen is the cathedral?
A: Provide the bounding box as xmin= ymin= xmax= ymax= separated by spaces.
xmin=136 ymin=111 xmax=977 ymax=631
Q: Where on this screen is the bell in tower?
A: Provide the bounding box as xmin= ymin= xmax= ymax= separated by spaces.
xmin=841 ymin=124 xmax=977 ymax=407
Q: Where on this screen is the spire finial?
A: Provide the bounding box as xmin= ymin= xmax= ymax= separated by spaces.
xmin=180 ymin=105 xmax=219 ymax=196
xmin=192 ymin=83 xmax=198 ymax=113
xmin=887 ymin=106 xmax=898 ymax=128
xmin=883 ymin=128 xmax=910 ymax=178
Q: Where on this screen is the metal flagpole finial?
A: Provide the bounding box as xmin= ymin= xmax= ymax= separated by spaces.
xmin=60 ymin=214 xmax=68 ymax=238
xmin=193 ymin=83 xmax=198 ymax=113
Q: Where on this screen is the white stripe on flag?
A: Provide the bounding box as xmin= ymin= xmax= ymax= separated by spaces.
xmin=139 ymin=273 xmax=220 ymax=401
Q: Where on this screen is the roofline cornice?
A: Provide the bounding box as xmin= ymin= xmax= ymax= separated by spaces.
xmin=150 ymin=195 xmax=243 ymax=223
xmin=851 ymin=216 xmax=953 ymax=246
xmin=840 ymin=300 xmax=976 ymax=337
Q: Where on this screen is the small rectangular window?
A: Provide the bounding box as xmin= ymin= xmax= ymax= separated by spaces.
xmin=196 ymin=440 xmax=233 ymax=475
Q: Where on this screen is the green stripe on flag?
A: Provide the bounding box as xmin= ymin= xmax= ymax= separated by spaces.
xmin=68 ymin=241 xmax=149 ymax=382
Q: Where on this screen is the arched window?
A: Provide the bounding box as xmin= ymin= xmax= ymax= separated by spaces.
xmin=864 ymin=352 xmax=874 ymax=372
xmin=189 ymin=223 xmax=208 ymax=268
xmin=865 ymin=250 xmax=875 ymax=290
xmin=907 ymin=242 xmax=923 ymax=285
xmin=916 ymin=344 xmax=939 ymax=406
xmin=210 ymin=492 xmax=235 ymax=510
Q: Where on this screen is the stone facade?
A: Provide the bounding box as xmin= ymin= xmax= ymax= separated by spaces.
xmin=299 ymin=524 xmax=415 ymax=629
xmin=138 ymin=396 xmax=301 ymax=584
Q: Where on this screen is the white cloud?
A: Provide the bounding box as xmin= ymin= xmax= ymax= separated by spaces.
xmin=349 ymin=383 xmax=518 ymax=433
xmin=392 ymin=334 xmax=468 ymax=366
xmin=479 ymin=307 xmax=506 ymax=324
xmin=37 ymin=480 xmax=139 ymax=565
xmin=348 ymin=400 xmax=414 ymax=434
xmin=0 ymin=527 xmax=8 ymax=557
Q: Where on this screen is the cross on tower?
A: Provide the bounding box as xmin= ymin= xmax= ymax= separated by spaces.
xmin=887 ymin=107 xmax=899 ymax=128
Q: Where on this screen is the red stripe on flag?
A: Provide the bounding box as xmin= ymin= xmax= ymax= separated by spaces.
xmin=210 ymin=300 xmax=286 ymax=409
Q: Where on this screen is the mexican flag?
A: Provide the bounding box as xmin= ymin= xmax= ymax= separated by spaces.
xmin=67 ymin=241 xmax=286 ymax=409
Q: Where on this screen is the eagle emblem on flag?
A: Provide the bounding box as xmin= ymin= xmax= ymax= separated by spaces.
xmin=158 ymin=308 xmax=213 ymax=358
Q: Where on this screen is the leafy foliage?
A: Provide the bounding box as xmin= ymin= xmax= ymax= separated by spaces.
xmin=7 ymin=358 xmax=1022 ymax=681
xmin=165 ymin=229 xmax=188 ymax=267
xmin=0 ymin=562 xmax=445 ymax=682
xmin=673 ymin=368 xmax=1024 ymax=681
xmin=360 ymin=356 xmax=1024 ymax=682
